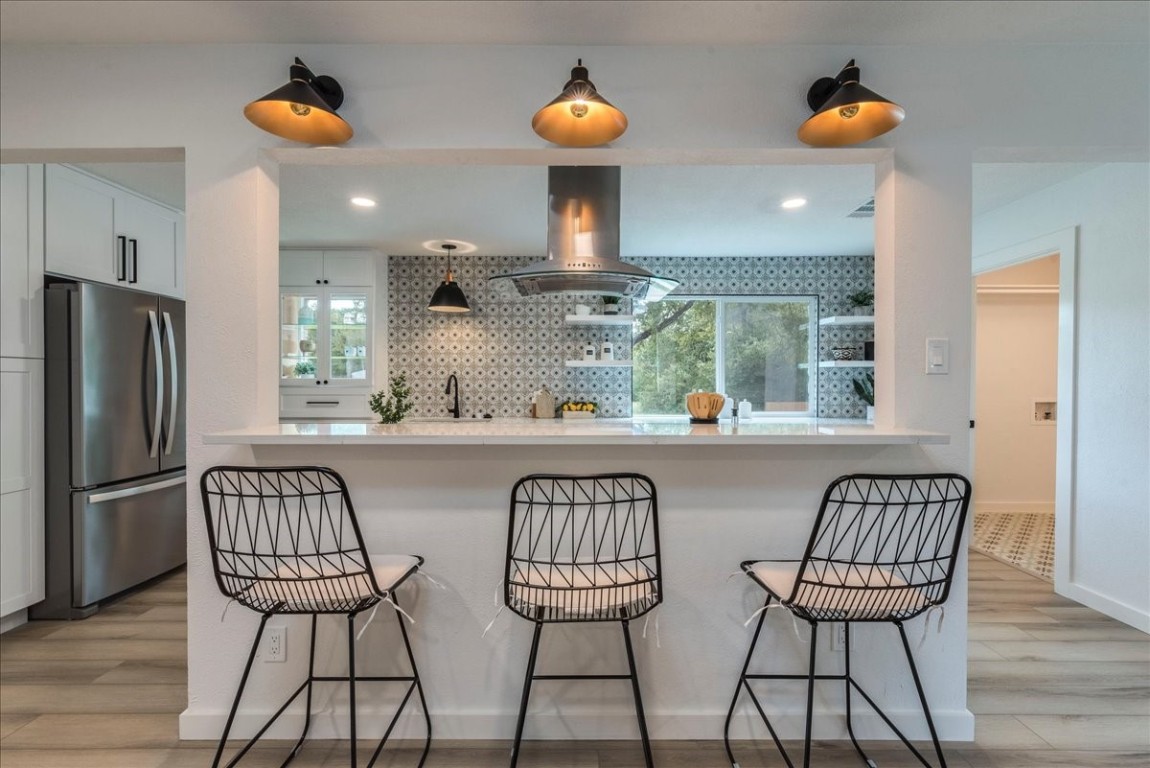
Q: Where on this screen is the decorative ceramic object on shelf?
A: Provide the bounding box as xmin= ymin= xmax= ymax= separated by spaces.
xmin=847 ymin=289 xmax=874 ymax=316
xmin=601 ymin=296 xmax=623 ymax=315
xmin=832 ymin=346 xmax=856 ymax=360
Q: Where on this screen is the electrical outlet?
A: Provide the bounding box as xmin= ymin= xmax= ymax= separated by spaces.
xmin=832 ymin=623 xmax=847 ymax=652
xmin=264 ymin=626 xmax=286 ymax=662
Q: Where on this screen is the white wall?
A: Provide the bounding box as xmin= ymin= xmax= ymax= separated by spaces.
xmin=974 ymin=164 xmax=1150 ymax=631
xmin=1 ymin=40 xmax=1147 ymax=738
xmin=974 ymin=257 xmax=1059 ymax=511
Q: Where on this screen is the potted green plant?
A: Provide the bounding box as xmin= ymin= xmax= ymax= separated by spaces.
xmin=293 ymin=360 xmax=316 ymax=378
xmin=369 ymin=373 xmax=414 ymax=424
xmin=852 ymin=373 xmax=875 ymax=423
xmin=601 ymin=295 xmax=623 ymax=315
xmin=846 ymin=289 xmax=874 ymax=316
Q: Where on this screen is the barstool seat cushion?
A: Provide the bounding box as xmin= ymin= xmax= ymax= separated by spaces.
xmin=508 ymin=561 xmax=658 ymax=620
xmin=237 ymin=554 xmax=420 ymax=612
xmin=746 ymin=560 xmax=930 ymax=620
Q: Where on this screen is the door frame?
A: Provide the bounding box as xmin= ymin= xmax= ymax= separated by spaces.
xmin=972 ymin=226 xmax=1078 ymax=600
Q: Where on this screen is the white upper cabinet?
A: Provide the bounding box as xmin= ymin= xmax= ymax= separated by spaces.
xmin=0 ymin=164 xmax=45 ymax=359
xmin=281 ymin=249 xmax=374 ymax=287
xmin=44 ymin=165 xmax=184 ymax=298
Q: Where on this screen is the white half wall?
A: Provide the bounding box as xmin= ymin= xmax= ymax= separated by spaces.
xmin=973 ymin=163 xmax=1150 ymax=632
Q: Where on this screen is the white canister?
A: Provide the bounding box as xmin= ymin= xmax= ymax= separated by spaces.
xmin=582 ymin=342 xmax=597 ymax=361
xmin=738 ymin=399 xmax=754 ymax=420
xmin=600 ymin=338 xmax=614 ymax=361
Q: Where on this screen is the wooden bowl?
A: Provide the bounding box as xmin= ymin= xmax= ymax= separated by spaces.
xmin=686 ymin=392 xmax=725 ymax=420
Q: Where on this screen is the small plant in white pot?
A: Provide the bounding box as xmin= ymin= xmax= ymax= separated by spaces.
xmin=846 ymin=289 xmax=874 ymax=316
xmin=852 ymin=373 xmax=875 ymax=423
xmin=601 ymin=295 xmax=623 ymax=315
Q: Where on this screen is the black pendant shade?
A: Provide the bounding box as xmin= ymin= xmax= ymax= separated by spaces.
xmin=428 ymin=244 xmax=471 ymax=313
xmin=532 ymin=60 xmax=628 ymax=147
xmin=798 ymin=59 xmax=904 ymax=147
xmin=244 ymin=57 xmax=354 ymax=145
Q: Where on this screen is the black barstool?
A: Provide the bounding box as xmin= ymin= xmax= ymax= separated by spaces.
xmin=200 ymin=465 xmax=432 ymax=768
xmin=503 ymin=473 xmax=663 ymax=768
xmin=724 ymin=473 xmax=972 ymax=768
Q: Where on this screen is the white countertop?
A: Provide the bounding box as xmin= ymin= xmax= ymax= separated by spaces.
xmin=205 ymin=418 xmax=949 ymax=446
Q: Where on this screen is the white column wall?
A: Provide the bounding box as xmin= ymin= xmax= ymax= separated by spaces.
xmin=2 ymin=41 xmax=1147 ymax=737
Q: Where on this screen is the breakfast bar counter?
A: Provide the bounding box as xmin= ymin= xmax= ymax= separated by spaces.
xmin=205 ymin=417 xmax=949 ymax=446
xmin=183 ymin=415 xmax=972 ymax=747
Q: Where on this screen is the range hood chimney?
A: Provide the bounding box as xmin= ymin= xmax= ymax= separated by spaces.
xmin=488 ymin=166 xmax=679 ymax=301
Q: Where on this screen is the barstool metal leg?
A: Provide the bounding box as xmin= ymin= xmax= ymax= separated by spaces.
xmin=347 ymin=612 xmax=358 ymax=768
xmin=724 ymin=597 xmax=790 ymax=768
xmin=285 ymin=615 xmax=318 ymax=765
xmin=213 ymin=613 xmax=269 ymax=768
xmin=842 ymin=621 xmax=875 ymax=766
xmin=621 ymin=619 xmax=655 ymax=768
xmin=896 ymin=621 xmax=948 ymax=768
xmin=802 ymin=621 xmax=819 ymax=768
xmin=509 ymin=621 xmax=543 ymax=768
xmin=381 ymin=594 xmax=432 ymax=768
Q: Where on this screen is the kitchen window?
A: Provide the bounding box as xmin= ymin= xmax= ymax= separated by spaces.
xmin=632 ymin=296 xmax=818 ymax=417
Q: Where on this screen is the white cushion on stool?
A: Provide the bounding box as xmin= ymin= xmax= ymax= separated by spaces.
xmin=240 ymin=554 xmax=420 ymax=611
xmin=748 ymin=560 xmax=929 ymax=620
xmin=509 ymin=561 xmax=657 ymax=619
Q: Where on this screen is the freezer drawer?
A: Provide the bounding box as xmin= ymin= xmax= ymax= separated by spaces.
xmin=72 ymin=473 xmax=186 ymax=608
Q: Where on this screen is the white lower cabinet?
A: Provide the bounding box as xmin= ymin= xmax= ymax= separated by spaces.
xmin=280 ymin=393 xmax=369 ymax=419
xmin=0 ymin=358 xmax=45 ymax=618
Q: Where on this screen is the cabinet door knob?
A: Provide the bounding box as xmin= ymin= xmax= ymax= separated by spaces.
xmin=315 ymin=279 xmax=321 ymax=285
xmin=323 ymin=279 xmax=329 ymax=284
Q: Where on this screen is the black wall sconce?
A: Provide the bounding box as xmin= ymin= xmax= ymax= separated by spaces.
xmin=798 ymin=59 xmax=904 ymax=147
xmin=244 ymin=57 xmax=353 ymax=145
xmin=532 ymin=59 xmax=628 ymax=147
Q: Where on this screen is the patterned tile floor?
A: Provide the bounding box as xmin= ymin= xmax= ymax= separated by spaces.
xmin=971 ymin=512 xmax=1055 ymax=581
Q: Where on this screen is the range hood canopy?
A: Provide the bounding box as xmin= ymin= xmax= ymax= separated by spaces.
xmin=488 ymin=166 xmax=679 ymax=301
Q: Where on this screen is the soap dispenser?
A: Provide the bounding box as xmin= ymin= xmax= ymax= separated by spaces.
xmin=600 ymin=336 xmax=614 ymax=361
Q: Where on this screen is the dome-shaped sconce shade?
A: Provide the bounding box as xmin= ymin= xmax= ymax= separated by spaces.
xmin=428 ymin=244 xmax=471 ymax=313
xmin=244 ymin=57 xmax=353 ymax=145
xmin=532 ymin=60 xmax=628 ymax=147
xmin=798 ymin=59 xmax=904 ymax=148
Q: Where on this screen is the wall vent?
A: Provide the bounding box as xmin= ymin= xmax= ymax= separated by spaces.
xmin=847 ymin=198 xmax=875 ymax=218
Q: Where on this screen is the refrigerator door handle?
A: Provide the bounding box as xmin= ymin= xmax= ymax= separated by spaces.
xmin=148 ymin=309 xmax=164 ymax=459
xmin=87 ymin=476 xmax=185 ymax=504
xmin=162 ymin=311 xmax=178 ymax=456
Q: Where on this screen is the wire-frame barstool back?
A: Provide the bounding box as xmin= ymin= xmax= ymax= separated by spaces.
xmin=505 ymin=473 xmax=662 ymax=623
xmin=786 ymin=473 xmax=972 ymax=622
xmin=200 ymin=466 xmax=385 ymax=614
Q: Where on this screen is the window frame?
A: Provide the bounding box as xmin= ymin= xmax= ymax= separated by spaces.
xmin=632 ymin=293 xmax=820 ymax=418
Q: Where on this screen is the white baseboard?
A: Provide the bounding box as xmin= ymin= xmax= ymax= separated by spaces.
xmin=1059 ymin=582 xmax=1150 ymax=634
xmin=179 ymin=707 xmax=975 ymax=742
xmin=974 ymin=502 xmax=1054 ymax=515
xmin=0 ymin=609 xmax=28 ymax=634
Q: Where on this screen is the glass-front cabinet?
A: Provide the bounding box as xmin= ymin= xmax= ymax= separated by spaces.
xmin=279 ymin=249 xmax=378 ymax=420
xmin=280 ymin=289 xmax=372 ymax=386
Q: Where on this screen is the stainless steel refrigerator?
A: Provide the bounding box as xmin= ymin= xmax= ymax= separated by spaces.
xmin=33 ymin=279 xmax=187 ymax=619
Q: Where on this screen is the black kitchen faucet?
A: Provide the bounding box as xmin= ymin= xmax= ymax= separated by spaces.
xmin=445 ymin=374 xmax=461 ymax=419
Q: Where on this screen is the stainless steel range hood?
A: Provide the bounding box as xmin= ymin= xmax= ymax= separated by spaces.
xmin=488 ymin=166 xmax=679 ymax=300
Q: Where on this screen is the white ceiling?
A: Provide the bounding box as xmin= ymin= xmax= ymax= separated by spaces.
xmin=2 ymin=1 xmax=1146 ymax=45
xmin=279 ymin=164 xmax=876 ymax=257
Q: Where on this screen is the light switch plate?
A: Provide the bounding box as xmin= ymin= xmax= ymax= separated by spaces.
xmin=926 ymin=338 xmax=949 ymax=375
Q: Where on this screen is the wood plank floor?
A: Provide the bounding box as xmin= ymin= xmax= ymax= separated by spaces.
xmin=1 ymin=553 xmax=1147 ymax=767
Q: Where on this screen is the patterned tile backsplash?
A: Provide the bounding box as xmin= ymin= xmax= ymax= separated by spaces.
xmin=387 ymin=254 xmax=874 ymax=419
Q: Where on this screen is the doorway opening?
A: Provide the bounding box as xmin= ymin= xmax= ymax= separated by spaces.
xmin=970 ymin=254 xmax=1059 ymax=581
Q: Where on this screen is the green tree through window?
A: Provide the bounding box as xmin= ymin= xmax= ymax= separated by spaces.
xmin=632 ymin=297 xmax=815 ymax=416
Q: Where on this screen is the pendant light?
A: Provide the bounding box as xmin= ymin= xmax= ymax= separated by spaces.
xmin=797 ymin=59 xmax=904 ymax=147
xmin=428 ymin=244 xmax=471 ymax=313
xmin=244 ymin=57 xmax=353 ymax=145
xmin=532 ymin=59 xmax=628 ymax=147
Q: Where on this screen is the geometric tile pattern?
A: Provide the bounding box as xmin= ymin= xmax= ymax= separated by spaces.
xmin=971 ymin=511 xmax=1055 ymax=582
xmin=388 ymin=253 xmax=874 ymax=419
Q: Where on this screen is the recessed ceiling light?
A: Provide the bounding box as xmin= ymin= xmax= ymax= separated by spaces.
xmin=781 ymin=197 xmax=808 ymax=210
xmin=350 ymin=196 xmax=377 ymax=208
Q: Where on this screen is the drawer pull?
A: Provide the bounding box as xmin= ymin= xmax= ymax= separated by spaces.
xmin=305 ymin=400 xmax=340 ymax=406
